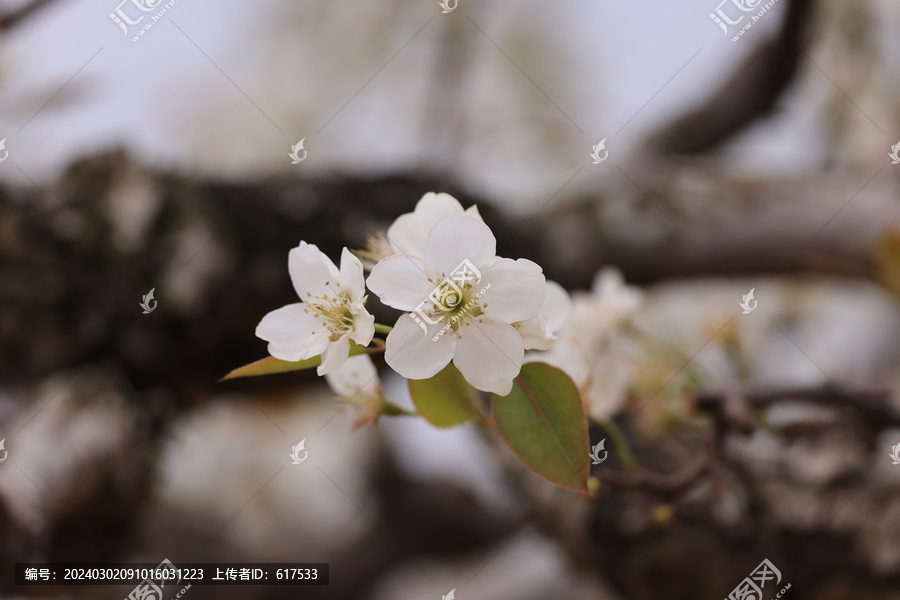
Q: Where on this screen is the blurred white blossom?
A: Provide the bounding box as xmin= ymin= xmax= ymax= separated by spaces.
xmin=324 ymin=354 xmax=385 ymax=428
xmin=528 ymin=268 xmax=643 ymax=420
xmin=513 ymin=280 xmax=572 ymax=351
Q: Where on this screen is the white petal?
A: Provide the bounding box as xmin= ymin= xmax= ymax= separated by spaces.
xmin=591 ymin=268 xmax=643 ymax=315
xmin=414 ymin=192 xmax=466 ymax=217
xmin=385 ymin=212 xmax=432 ymax=257
xmin=329 ymin=353 xmax=385 ymax=427
xmin=384 ymin=314 xmax=456 ymax=379
xmin=424 ymin=215 xmax=496 ymax=277
xmin=463 ymin=204 xmax=483 ymax=221
xmin=453 ymin=317 xmax=524 ymax=394
xmin=288 ymin=242 xmax=340 ymax=300
xmin=349 ymin=306 xmax=375 ymax=346
xmin=324 ymin=354 xmax=382 ymax=410
xmin=513 ymin=280 xmax=570 ymax=350
xmin=481 ymin=379 xmax=514 ymax=396
xmin=524 ymin=342 xmax=590 ymax=388
xmin=591 ymin=267 xmax=624 ymax=295
xmin=515 ymin=315 xmax=556 ymax=351
xmin=584 ymin=358 xmax=633 ymax=421
xmin=255 ymin=303 xmax=330 ymax=361
xmin=541 ymin=280 xmax=572 ymax=333
xmin=317 ymin=335 xmax=351 ymax=375
xmin=338 ymin=247 xmax=367 ymax=301
xmin=384 ymin=193 xmax=466 ymax=257
xmin=366 ymin=255 xmax=433 ymax=311
xmin=480 ymin=258 xmax=546 ymax=323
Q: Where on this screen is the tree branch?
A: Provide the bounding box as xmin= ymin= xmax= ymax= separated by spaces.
xmin=643 ymin=0 xmax=818 ymax=155
xmin=0 ymin=0 xmax=60 ymax=30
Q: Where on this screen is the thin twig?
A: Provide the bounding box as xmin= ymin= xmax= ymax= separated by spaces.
xmin=593 ymin=442 xmax=717 ymax=495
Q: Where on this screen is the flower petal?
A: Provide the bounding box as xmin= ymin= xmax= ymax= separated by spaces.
xmin=514 ymin=315 xmax=556 ymax=351
xmin=524 ymin=342 xmax=590 ymax=389
xmin=323 ymin=354 xmax=384 ymax=425
xmin=349 ymin=305 xmax=375 ymax=346
xmin=541 ymin=280 xmax=572 ymax=333
xmin=416 ymin=192 xmax=465 ymax=214
xmin=453 ymin=317 xmax=524 ymax=394
xmin=366 ymin=254 xmax=433 ymax=311
xmin=324 ymin=353 xmax=379 ymax=398
xmin=481 ymin=378 xmax=514 ymax=396
xmin=584 ymin=357 xmax=632 ymax=421
xmin=385 ymin=193 xmax=466 ymax=257
xmin=385 ymin=213 xmax=430 ymax=257
xmin=480 ymin=258 xmax=546 ymax=323
xmin=338 ymin=247 xmax=367 ymax=302
xmin=255 ymin=303 xmax=330 ymax=361
xmin=424 ymin=215 xmax=496 ymax=277
xmin=591 ymin=268 xmax=643 ymax=315
xmin=384 ymin=314 xmax=456 ymax=379
xmin=318 ymin=334 xmax=351 ymax=375
xmin=288 ymin=242 xmax=340 ymax=300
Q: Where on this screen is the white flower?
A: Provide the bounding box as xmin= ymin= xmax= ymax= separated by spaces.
xmin=526 ymin=268 xmax=643 ymax=420
xmin=385 ymin=192 xmax=482 ymax=258
xmin=324 ymin=354 xmax=385 ymax=429
xmin=367 ymin=214 xmax=546 ymax=395
xmin=256 ymin=242 xmax=375 ymax=375
xmin=513 ymin=280 xmax=572 ymax=351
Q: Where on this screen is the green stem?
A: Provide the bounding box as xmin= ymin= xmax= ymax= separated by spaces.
xmin=596 ymin=418 xmax=639 ymax=473
xmin=382 ymin=401 xmax=415 ymax=417
xmin=373 ymin=323 xmax=393 ymax=335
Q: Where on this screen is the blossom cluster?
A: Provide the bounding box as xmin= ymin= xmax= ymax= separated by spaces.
xmin=254 ymin=192 xmax=641 ymax=426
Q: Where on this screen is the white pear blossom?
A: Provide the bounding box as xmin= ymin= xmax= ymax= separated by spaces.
xmin=367 ymin=214 xmax=546 ymax=395
xmin=527 ymin=268 xmax=643 ymax=420
xmin=513 ymin=280 xmax=572 ymax=351
xmin=324 ymin=354 xmax=385 ymax=429
xmin=384 ymin=192 xmax=482 ymax=258
xmin=256 ymin=242 xmax=375 ymax=375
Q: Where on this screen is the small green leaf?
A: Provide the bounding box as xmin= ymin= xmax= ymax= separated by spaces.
xmin=409 ymin=363 xmax=484 ymax=427
xmin=492 ymin=363 xmax=590 ymax=492
xmin=219 ymin=343 xmax=373 ymax=381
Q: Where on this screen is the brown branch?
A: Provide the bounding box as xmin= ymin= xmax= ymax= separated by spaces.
xmin=0 ymin=0 xmax=60 ymax=30
xmin=592 ymin=382 xmax=896 ymax=497
xmin=694 ymin=383 xmax=900 ymax=429
xmin=593 ymin=443 xmax=718 ymax=497
xmin=643 ymin=0 xmax=818 ymax=155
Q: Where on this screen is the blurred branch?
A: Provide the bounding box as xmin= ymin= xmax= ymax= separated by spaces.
xmin=592 ymin=443 xmax=717 ymax=497
xmin=644 ymin=0 xmax=818 ymax=155
xmin=3 ymin=150 xmax=897 ymax=395
xmin=0 ymin=0 xmax=59 ymax=30
xmin=537 ymin=163 xmax=897 ymax=286
xmin=592 ymin=382 xmax=895 ymax=498
xmin=695 ymin=383 xmax=900 ymax=430
xmin=3 ymin=149 xmax=899 ymax=599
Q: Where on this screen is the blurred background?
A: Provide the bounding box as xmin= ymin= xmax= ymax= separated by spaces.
xmin=1 ymin=0 xmax=900 ymax=598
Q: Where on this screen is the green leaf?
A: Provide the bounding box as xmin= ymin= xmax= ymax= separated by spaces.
xmin=492 ymin=363 xmax=590 ymax=492
xmin=408 ymin=363 xmax=484 ymax=427
xmin=219 ymin=343 xmax=374 ymax=381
